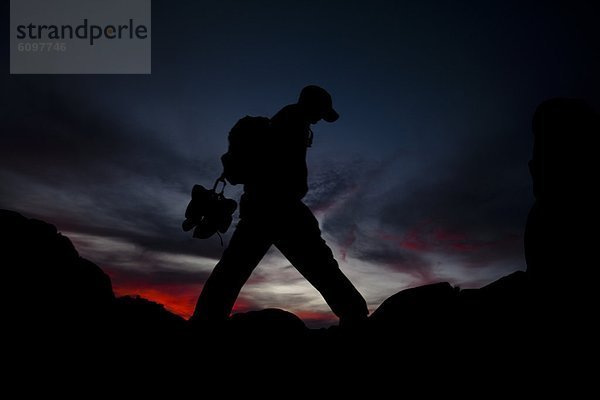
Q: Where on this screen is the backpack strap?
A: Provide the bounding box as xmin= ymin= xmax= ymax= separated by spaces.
xmin=307 ymin=127 xmax=314 ymax=147
xmin=212 ymin=175 xmax=227 ymax=195
xmin=212 ymin=174 xmax=229 ymax=247
xmin=215 ymin=231 xmax=224 ymax=247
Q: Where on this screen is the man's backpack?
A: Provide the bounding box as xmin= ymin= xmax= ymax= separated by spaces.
xmin=182 ymin=178 xmax=237 ymax=245
xmin=221 ymin=116 xmax=271 ymax=185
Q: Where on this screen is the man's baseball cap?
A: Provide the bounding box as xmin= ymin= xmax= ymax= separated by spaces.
xmin=298 ymin=85 xmax=339 ymax=122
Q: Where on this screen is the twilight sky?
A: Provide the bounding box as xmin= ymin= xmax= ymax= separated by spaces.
xmin=2 ymin=1 xmax=599 ymax=326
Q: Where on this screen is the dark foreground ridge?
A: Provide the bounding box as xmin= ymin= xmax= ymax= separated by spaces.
xmin=0 ymin=209 xmax=535 ymax=354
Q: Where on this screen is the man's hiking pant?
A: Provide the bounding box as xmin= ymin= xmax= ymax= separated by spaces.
xmin=192 ymin=201 xmax=368 ymax=324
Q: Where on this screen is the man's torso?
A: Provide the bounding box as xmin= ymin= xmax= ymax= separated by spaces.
xmin=242 ymin=104 xmax=311 ymax=210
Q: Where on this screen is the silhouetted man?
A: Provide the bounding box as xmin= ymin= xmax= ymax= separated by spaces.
xmin=192 ymin=86 xmax=369 ymax=326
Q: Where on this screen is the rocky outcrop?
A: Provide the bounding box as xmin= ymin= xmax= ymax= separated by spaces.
xmin=0 ymin=208 xmax=536 ymax=353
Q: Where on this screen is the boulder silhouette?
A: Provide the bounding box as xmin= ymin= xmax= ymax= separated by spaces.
xmin=1 ymin=209 xmax=114 ymax=327
xmin=0 ymin=209 xmax=187 ymax=342
xmin=111 ymin=295 xmax=187 ymax=342
xmin=0 ymin=207 xmax=537 ymax=343
xmin=229 ymin=308 xmax=308 ymax=335
xmin=369 ymin=282 xmax=458 ymax=334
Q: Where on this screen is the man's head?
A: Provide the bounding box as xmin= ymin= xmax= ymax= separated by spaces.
xmin=298 ymin=85 xmax=339 ymax=124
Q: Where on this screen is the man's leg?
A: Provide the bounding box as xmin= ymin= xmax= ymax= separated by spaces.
xmin=191 ymin=218 xmax=271 ymax=323
xmin=274 ymin=203 xmax=368 ymax=323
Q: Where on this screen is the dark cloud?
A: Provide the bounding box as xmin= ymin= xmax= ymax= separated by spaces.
xmin=105 ymin=265 xmax=210 ymax=287
xmin=1 ymin=80 xmax=218 ymax=187
xmin=379 ymin=131 xmax=532 ymax=236
xmin=319 ymin=123 xmax=531 ymax=288
xmin=0 ymin=79 xmax=231 ymax=263
xmin=304 ymin=158 xmax=371 ymax=212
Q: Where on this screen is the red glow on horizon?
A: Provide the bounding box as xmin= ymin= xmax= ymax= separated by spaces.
xmin=296 ymin=310 xmax=336 ymax=324
xmin=113 ymin=285 xmax=199 ymax=319
xmin=111 ymin=280 xmax=202 ymax=320
xmin=106 ymin=271 xmax=347 ymax=326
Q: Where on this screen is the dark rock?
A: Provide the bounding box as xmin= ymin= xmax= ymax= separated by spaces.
xmin=0 ymin=209 xmax=187 ymax=343
xmin=229 ymin=308 xmax=307 ymax=335
xmin=369 ymin=282 xmax=458 ymax=330
xmin=111 ymin=295 xmax=187 ymax=341
xmin=1 ymin=209 xmax=114 ymax=326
